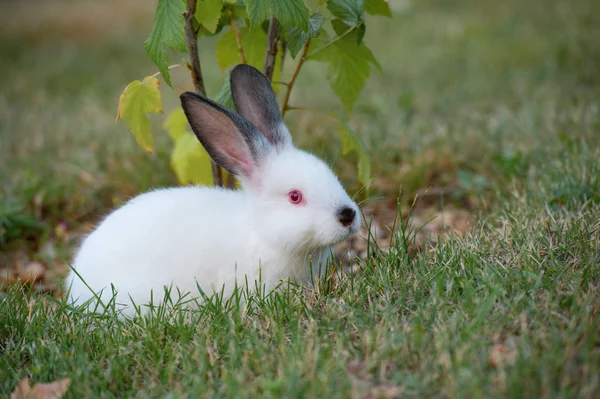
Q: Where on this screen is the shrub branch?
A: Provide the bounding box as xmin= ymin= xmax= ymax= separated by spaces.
xmin=228 ymin=7 xmax=246 ymax=64
xmin=185 ymin=0 xmax=223 ymax=187
xmin=281 ymin=38 xmax=311 ymax=117
xmin=263 ymin=16 xmax=280 ymax=81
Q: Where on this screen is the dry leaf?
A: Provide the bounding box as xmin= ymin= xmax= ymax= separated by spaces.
xmin=347 ymin=359 xmax=368 ymax=376
xmin=19 ymin=262 xmax=46 ymax=284
xmin=488 ymin=343 xmax=517 ymax=368
xmin=10 ymin=377 xmax=71 ymax=399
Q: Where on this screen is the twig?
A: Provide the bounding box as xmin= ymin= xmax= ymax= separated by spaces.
xmin=228 ymin=6 xmax=246 ymax=64
xmin=142 ymin=63 xmax=185 ymax=83
xmin=185 ymin=0 xmax=223 ymax=187
xmin=263 ymin=16 xmax=280 ymax=81
xmin=285 ymin=106 xmax=310 ymax=112
xmin=281 ymin=38 xmax=311 ymax=117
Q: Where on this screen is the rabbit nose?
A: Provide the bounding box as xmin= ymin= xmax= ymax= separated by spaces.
xmin=337 ymin=206 xmax=356 ymax=227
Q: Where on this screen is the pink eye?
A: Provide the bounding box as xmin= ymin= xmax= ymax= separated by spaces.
xmin=288 ymin=190 xmax=303 ymax=205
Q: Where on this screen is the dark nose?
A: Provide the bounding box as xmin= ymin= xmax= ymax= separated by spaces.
xmin=337 ymin=206 xmax=356 ymax=227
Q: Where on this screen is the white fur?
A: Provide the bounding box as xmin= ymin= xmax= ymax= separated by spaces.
xmin=66 ymin=65 xmax=361 ymax=316
xmin=66 ymin=147 xmax=360 ymax=316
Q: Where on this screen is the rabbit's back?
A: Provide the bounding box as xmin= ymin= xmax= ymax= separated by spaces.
xmin=67 ymin=187 xmax=256 ymax=313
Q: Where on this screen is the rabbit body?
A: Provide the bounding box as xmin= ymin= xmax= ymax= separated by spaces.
xmin=68 ymin=186 xmax=328 ymax=315
xmin=66 ymin=65 xmax=360 ymax=315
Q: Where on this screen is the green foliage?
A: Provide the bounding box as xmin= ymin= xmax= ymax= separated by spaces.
xmin=0 ymin=201 xmax=47 ymax=248
xmin=364 ymin=0 xmax=391 ymax=17
xmin=144 ymin=0 xmax=187 ymax=87
xmin=171 ymin=133 xmax=214 ymax=186
xmin=217 ymin=27 xmax=268 ymax=70
xmin=3 ymin=199 xmax=600 ymax=396
xmin=163 ymin=107 xmax=188 ymax=141
xmin=327 ymin=0 xmax=364 ymax=24
xmin=120 ymin=0 xmax=388 ymax=187
xmin=164 ymin=108 xmax=214 ymax=186
xmin=245 ymin=0 xmax=309 ymax=30
xmin=116 ymin=77 xmax=163 ymax=153
xmin=270 ymin=0 xmax=309 ymax=31
xmin=246 ymin=0 xmax=271 ymax=28
xmin=195 ymin=0 xmax=224 ymax=34
xmin=283 ymin=12 xmax=325 ymax=58
xmin=215 ymin=74 xmax=236 ymax=111
xmin=337 ymin=118 xmax=371 ymax=188
xmin=311 ymin=21 xmax=381 ymax=112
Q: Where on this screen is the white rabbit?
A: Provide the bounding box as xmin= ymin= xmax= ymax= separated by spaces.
xmin=66 ymin=64 xmax=361 ymax=316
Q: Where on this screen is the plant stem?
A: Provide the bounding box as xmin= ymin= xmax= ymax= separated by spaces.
xmin=184 ymin=1 xmax=206 ymax=96
xmin=263 ymin=16 xmax=280 ymax=81
xmin=228 ymin=7 xmax=246 ymax=64
xmin=185 ymin=0 xmax=223 ymax=187
xmin=281 ymin=38 xmax=311 ymax=117
xmin=142 ymin=64 xmax=185 ymax=84
xmin=307 ymin=26 xmax=355 ymax=58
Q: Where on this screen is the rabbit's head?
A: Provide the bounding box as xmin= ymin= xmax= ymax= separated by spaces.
xmin=180 ymin=64 xmax=360 ymax=252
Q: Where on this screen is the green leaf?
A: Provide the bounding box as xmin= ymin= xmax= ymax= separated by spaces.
xmin=356 ymin=147 xmax=371 ymax=189
xmin=330 ymin=18 xmax=350 ymax=35
xmin=283 ymin=13 xmax=326 ymax=58
xmin=216 ymin=26 xmax=268 ymax=69
xmin=163 ymin=108 xmax=188 ymax=141
xmin=117 ymin=78 xmax=163 ymax=153
xmin=195 ymin=0 xmax=224 ymax=34
xmin=245 ymin=0 xmax=271 ymax=27
xmin=310 ymin=28 xmax=381 ymax=112
xmin=356 ymin=22 xmax=365 ymax=43
xmin=283 ymin=27 xmax=308 ymax=59
xmin=337 ymin=118 xmax=371 ymax=188
xmin=217 ymin=3 xmax=247 ymax=29
xmin=171 ymin=133 xmax=214 ymax=186
xmin=327 ymin=0 xmax=364 ymax=24
xmin=364 ymin=0 xmax=391 ymax=17
xmin=144 ymin=0 xmax=187 ymax=87
xmin=309 ymin=12 xmax=326 ymax=36
xmin=270 ymin=0 xmax=309 ymax=31
xmin=215 ymin=75 xmax=236 ymax=111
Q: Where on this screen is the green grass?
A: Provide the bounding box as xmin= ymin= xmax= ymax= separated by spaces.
xmin=1 ymin=0 xmax=600 ymax=396
xmin=1 ymin=198 xmax=599 ymax=397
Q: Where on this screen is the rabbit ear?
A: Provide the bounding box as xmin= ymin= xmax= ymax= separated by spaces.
xmin=180 ymin=92 xmax=271 ymax=179
xmin=230 ymin=64 xmax=292 ymax=148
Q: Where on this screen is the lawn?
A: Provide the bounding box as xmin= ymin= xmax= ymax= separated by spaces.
xmin=1 ymin=0 xmax=599 ymax=397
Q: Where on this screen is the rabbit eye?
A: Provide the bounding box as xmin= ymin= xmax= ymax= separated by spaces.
xmin=288 ymin=190 xmax=304 ymax=205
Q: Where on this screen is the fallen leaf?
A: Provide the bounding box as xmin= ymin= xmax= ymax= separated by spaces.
xmin=10 ymin=377 xmax=71 ymax=399
xmin=347 ymin=359 xmax=368 ymax=376
xmin=488 ymin=343 xmax=517 ymax=368
xmin=19 ymin=262 xmax=46 ymax=284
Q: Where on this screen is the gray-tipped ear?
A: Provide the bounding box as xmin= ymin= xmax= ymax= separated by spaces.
xmin=180 ymin=92 xmax=271 ymax=178
xmin=230 ymin=64 xmax=292 ymax=148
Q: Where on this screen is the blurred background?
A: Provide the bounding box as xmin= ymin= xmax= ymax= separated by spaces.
xmin=1 ymin=0 xmax=598 ymax=294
